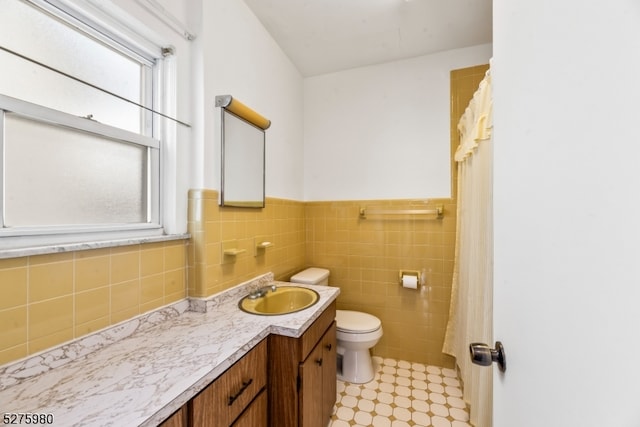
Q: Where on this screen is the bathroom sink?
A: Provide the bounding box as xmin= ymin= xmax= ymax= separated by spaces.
xmin=239 ymin=286 xmax=320 ymax=315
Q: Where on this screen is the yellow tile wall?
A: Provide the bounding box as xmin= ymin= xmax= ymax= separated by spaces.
xmin=0 ymin=197 xmax=455 ymax=368
xmin=305 ymin=199 xmax=457 ymax=368
xmin=0 ymin=241 xmax=187 ymax=366
xmin=187 ymin=190 xmax=306 ymax=297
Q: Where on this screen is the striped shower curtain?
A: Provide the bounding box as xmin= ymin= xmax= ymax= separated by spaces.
xmin=442 ymin=69 xmax=493 ymax=427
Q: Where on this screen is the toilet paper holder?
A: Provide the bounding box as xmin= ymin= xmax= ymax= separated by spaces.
xmin=399 ymin=270 xmax=421 ymax=287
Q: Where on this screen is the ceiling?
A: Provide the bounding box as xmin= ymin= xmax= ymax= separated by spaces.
xmin=243 ymin=0 xmax=492 ymax=77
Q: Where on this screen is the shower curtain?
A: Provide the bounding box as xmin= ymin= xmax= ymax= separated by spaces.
xmin=442 ymin=69 xmax=493 ymax=427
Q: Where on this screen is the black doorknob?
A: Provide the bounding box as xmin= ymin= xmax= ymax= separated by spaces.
xmin=469 ymin=341 xmax=506 ymax=372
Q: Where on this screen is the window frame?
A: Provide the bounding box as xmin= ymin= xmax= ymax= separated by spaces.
xmin=0 ymin=0 xmax=173 ymax=251
xmin=0 ymin=94 xmax=162 ymax=235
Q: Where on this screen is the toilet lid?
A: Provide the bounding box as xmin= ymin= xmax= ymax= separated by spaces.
xmin=336 ymin=310 xmax=381 ymax=333
xmin=290 ymin=268 xmax=330 ymax=285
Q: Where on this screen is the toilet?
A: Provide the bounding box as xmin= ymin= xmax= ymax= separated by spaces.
xmin=290 ymin=267 xmax=383 ymax=384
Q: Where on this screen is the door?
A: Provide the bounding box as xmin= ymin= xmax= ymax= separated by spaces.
xmin=322 ymin=323 xmax=337 ymax=421
xmin=299 ymin=341 xmax=324 ymax=427
xmin=492 ymin=1 xmax=640 ymax=425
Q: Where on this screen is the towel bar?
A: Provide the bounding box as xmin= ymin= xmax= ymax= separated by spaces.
xmin=359 ymin=205 xmax=443 ymax=219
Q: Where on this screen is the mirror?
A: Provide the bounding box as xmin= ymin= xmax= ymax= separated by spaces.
xmin=220 ymin=109 xmax=266 ymax=207
xmin=216 ymin=95 xmax=270 ymax=208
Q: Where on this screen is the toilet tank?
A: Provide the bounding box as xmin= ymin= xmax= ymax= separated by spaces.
xmin=290 ymin=268 xmax=330 ymax=286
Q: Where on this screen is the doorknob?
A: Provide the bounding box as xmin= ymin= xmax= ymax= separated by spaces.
xmin=469 ymin=341 xmax=506 ymax=372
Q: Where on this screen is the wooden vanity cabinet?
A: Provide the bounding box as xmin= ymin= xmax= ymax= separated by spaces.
xmin=190 ymin=339 xmax=267 ymax=427
xmin=158 ymin=302 xmax=337 ymax=427
xmin=268 ymin=301 xmax=337 ymax=427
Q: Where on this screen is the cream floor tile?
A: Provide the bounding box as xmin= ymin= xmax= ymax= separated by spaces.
xmin=330 ymin=356 xmax=471 ymax=427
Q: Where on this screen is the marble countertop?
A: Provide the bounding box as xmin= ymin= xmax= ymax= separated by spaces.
xmin=0 ymin=274 xmax=340 ymax=426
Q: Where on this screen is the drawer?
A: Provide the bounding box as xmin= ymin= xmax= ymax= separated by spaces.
xmin=191 ymin=339 xmax=267 ymax=427
xmin=299 ymin=301 xmax=336 ymax=360
xmin=231 ymin=389 xmax=267 ymax=427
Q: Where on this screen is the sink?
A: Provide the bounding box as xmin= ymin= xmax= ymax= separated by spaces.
xmin=239 ymin=286 xmax=320 ymax=315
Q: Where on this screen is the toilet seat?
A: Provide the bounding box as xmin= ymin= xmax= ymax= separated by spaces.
xmin=336 ymin=310 xmax=381 ymax=334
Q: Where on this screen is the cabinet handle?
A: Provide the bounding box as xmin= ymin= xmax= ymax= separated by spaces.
xmin=228 ymin=378 xmax=253 ymax=406
xmin=325 ymin=344 xmax=332 ymax=351
xmin=316 ymin=358 xmax=323 ymax=366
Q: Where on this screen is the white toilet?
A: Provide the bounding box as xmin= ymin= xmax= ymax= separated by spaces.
xmin=290 ymin=267 xmax=383 ymax=384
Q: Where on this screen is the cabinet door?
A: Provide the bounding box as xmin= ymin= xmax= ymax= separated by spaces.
xmin=299 ymin=341 xmax=324 ymax=427
xmin=322 ymin=322 xmax=337 ymax=421
xmin=232 ymin=389 xmax=267 ymax=427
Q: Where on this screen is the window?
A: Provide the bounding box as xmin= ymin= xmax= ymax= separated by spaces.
xmin=0 ymin=0 xmax=169 ymax=249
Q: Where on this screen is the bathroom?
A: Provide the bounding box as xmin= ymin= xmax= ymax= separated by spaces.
xmin=0 ymin=1 xmax=490 ymax=369
xmin=2 ymin=1 xmax=640 ymax=426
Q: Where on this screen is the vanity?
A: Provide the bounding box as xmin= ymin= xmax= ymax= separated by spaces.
xmin=0 ymin=274 xmax=339 ymax=427
xmin=269 ymin=301 xmax=336 ymax=427
xmin=159 ymin=301 xmax=337 ymax=427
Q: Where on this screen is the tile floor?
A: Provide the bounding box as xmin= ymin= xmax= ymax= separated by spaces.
xmin=329 ymin=356 xmax=472 ymax=427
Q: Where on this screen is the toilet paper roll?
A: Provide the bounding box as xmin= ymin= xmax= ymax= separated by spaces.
xmin=401 ymin=274 xmax=418 ymax=289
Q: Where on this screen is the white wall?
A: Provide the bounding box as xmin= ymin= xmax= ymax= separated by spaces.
xmin=110 ymin=1 xmax=491 ymax=206
xmin=195 ymin=0 xmax=305 ymax=200
xmin=303 ymin=44 xmax=492 ymax=201
xmin=115 ymin=0 xmax=305 ymax=203
xmin=493 ymin=0 xmax=640 ymax=425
